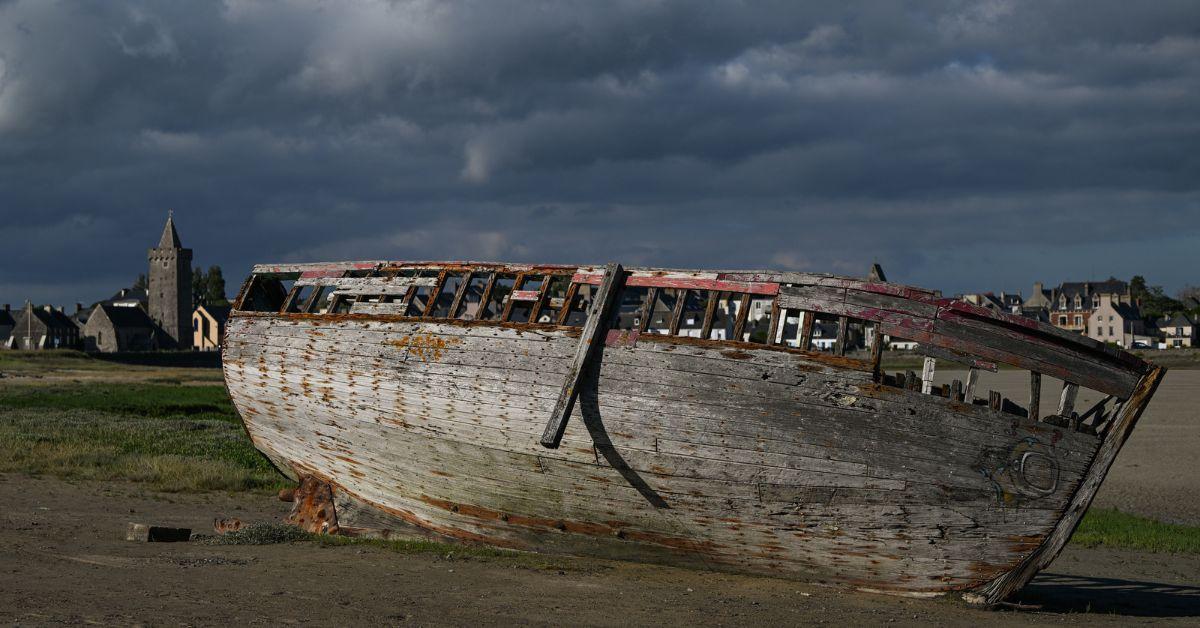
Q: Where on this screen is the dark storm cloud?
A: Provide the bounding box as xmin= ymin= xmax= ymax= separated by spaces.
xmin=1 ymin=0 xmax=1197 ymax=305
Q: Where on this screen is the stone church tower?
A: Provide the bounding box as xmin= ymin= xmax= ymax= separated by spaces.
xmin=148 ymin=213 xmax=192 ymax=348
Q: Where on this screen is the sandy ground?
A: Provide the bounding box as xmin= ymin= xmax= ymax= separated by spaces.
xmin=933 ymin=369 xmax=1200 ymax=525
xmin=2 ymin=475 xmax=1199 ymax=626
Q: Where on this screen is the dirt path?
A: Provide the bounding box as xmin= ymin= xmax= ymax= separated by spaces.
xmin=2 ymin=475 xmax=1198 ymax=626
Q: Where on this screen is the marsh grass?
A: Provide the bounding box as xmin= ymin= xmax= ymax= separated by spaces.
xmin=1072 ymin=509 xmax=1200 ymax=554
xmin=0 ymin=383 xmax=288 ymax=493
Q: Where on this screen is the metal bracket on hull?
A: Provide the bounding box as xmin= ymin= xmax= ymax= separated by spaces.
xmin=540 ymin=262 xmax=625 ymax=449
xmin=287 ymin=476 xmax=340 ymax=535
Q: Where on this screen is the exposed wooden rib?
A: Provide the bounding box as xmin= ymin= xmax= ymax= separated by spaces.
xmin=555 ymin=281 xmax=580 ymax=326
xmin=540 ymin=262 xmax=624 ymax=449
xmin=869 ymin=326 xmax=884 ymax=379
xmin=731 ymin=293 xmax=751 ymax=342
xmin=1058 ymin=383 xmax=1078 ymax=417
xmin=636 ymin=287 xmax=659 ymax=333
xmin=700 ymin=292 xmax=718 ymax=339
xmin=500 ymin=272 xmax=526 ymax=322
xmin=798 ymin=311 xmax=815 ymax=350
xmin=834 ymin=316 xmax=848 ymax=357
xmin=448 ymin=272 xmax=473 ymax=319
xmin=920 ymin=357 xmax=936 ymax=395
xmin=964 ymin=368 xmax=979 ymax=401
xmin=476 ymin=273 xmax=499 ymax=321
xmin=422 ymin=271 xmax=448 ymax=318
xmin=668 ymin=289 xmax=687 ymax=336
xmin=1029 ymin=372 xmax=1042 ymax=422
xmin=766 ymin=301 xmax=782 ymax=347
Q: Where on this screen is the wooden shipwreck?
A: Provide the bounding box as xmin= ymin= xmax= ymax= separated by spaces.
xmin=222 ymin=261 xmax=1164 ymax=605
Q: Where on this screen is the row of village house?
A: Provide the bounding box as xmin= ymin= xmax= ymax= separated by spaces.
xmin=0 ymin=297 xmax=229 ymax=353
xmin=958 ymin=278 xmax=1198 ymax=350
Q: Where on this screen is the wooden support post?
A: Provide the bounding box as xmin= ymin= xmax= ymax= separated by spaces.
xmin=500 ymin=272 xmax=526 ymax=322
xmin=920 ymin=356 xmax=936 ymax=395
xmin=964 ymin=368 xmax=979 ymax=401
xmin=766 ymin=301 xmax=782 ymax=347
xmin=950 ymin=379 xmax=963 ymax=402
xmin=989 ymin=391 xmax=1002 ymax=412
xmin=448 ymin=272 xmax=473 ymax=319
xmin=1029 ymin=372 xmax=1042 ymax=422
xmin=527 ymin=275 xmax=555 ymax=323
xmin=476 ymin=273 xmax=498 ymax=321
xmin=555 ymin=281 xmax=581 ymax=326
xmin=636 ymin=287 xmax=659 ymax=333
xmin=422 ymin=270 xmax=448 ymax=317
xmin=834 ymin=316 xmax=849 ymax=356
xmin=1059 ymin=382 xmax=1079 ymax=417
xmin=799 ymin=311 xmax=815 ymax=350
xmin=731 ymin=293 xmax=751 ymax=341
xmin=895 ymin=372 xmax=907 ymax=390
xmin=540 ymin=263 xmax=624 ymax=449
xmin=667 ymin=289 xmax=687 ymax=336
xmin=869 ymin=326 xmax=884 ymax=380
xmin=699 ymin=291 xmax=719 ymax=339
xmin=905 ymin=370 xmax=918 ymax=391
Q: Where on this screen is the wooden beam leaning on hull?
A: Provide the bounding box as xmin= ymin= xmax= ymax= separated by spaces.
xmin=540 ymin=262 xmax=624 ymax=449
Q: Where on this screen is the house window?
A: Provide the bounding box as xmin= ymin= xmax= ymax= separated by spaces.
xmin=1177 ymin=327 xmax=1184 ymax=336
xmin=1074 ymin=315 xmax=1082 ymax=326
xmin=1109 ymin=326 xmax=1114 ymax=336
xmin=1059 ymin=315 xmax=1067 ymax=325
xmin=1074 ymin=296 xmax=1082 ymax=309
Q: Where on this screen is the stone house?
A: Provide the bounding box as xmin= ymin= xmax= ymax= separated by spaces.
xmin=1086 ymin=294 xmax=1144 ymax=348
xmin=192 ymin=304 xmax=231 ymax=351
xmin=1049 ymin=278 xmax=1131 ymax=334
xmin=0 ymin=305 xmax=13 ymax=348
xmin=82 ymin=304 xmax=158 ymax=352
xmin=8 ymin=302 xmax=79 ymax=350
xmin=1160 ymin=313 xmax=1196 ymax=349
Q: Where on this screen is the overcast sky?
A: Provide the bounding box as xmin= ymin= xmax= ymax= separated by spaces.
xmin=2 ymin=1 xmax=1197 ymax=306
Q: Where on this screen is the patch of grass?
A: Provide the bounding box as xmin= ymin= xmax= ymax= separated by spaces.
xmin=0 ymin=383 xmax=238 ymax=423
xmin=203 ymin=522 xmax=313 ymax=545
xmin=0 ymin=382 xmax=288 ymax=493
xmin=1072 ymin=508 xmax=1200 ymax=553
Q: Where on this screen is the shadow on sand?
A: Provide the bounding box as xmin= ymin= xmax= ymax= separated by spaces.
xmin=1013 ymin=573 xmax=1200 ymax=617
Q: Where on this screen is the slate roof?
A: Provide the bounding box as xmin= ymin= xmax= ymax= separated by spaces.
xmin=158 ymin=215 xmax=183 ymax=248
xmin=29 ymin=305 xmax=77 ymax=329
xmin=98 ymin=304 xmax=156 ymax=329
xmin=0 ymin=309 xmax=14 ymax=327
xmin=199 ymin=304 xmax=232 ymax=325
xmin=1163 ymin=313 xmax=1194 ymax=328
xmin=1058 ymin=278 xmax=1128 ymax=299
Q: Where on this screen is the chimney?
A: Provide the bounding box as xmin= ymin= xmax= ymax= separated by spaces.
xmin=76 ymin=302 xmax=83 ymax=313
xmin=43 ymin=305 xmax=52 ymax=313
xmin=3 ymin=304 xmax=8 ymax=312
xmin=57 ymin=306 xmax=64 ymax=313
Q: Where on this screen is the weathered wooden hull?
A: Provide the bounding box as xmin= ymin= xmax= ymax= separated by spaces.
xmin=223 ymin=311 xmax=1160 ymax=600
